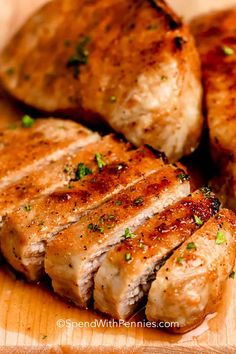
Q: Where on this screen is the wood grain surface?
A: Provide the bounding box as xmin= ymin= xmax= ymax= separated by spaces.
xmin=1 ymin=0 xmax=236 ymax=353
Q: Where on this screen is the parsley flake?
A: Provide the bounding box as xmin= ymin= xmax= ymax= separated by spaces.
xmin=22 ymin=115 xmax=35 ymax=128
xmin=222 ymin=45 xmax=234 ymax=56
xmin=95 ymin=153 xmax=106 ymax=169
xmin=216 ymin=230 xmax=226 ymax=245
xmin=125 ymin=252 xmax=132 ymax=261
xmin=229 ymin=270 xmax=235 ymax=279
xmin=75 ymin=163 xmax=92 ymax=180
xmin=123 ymin=228 xmax=136 ymax=239
xmin=177 ymin=257 xmax=184 ymax=264
xmin=187 ymin=242 xmax=197 ymax=250
xmin=194 ymin=215 xmax=203 ymax=226
xmin=133 ymin=197 xmax=143 ymax=206
xmin=109 ymin=95 xmax=117 ymax=103
xmin=24 ymin=205 xmax=32 ymax=212
xmin=67 ymin=36 xmax=91 ymax=78
xmin=177 ymin=173 xmax=190 ymax=183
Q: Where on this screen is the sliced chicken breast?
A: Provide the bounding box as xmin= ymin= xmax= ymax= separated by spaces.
xmin=94 ymin=188 xmax=220 ymax=320
xmin=0 ymin=134 xmax=131 ymax=224
xmin=0 ymin=118 xmax=99 ymax=189
xmin=146 ymin=208 xmax=236 ymax=333
xmin=0 ymin=146 xmax=166 ymax=280
xmin=0 ymin=0 xmax=203 ymax=161
xmin=45 ymin=165 xmax=190 ymax=309
xmin=191 ymin=9 xmax=236 ymax=210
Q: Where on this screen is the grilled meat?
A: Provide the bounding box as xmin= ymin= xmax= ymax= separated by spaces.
xmin=146 ymin=208 xmax=236 ymax=333
xmin=0 ymin=146 xmax=166 ymax=280
xmin=0 ymin=0 xmax=203 ymax=161
xmin=0 ymin=135 xmax=131 ymax=224
xmin=94 ymin=188 xmax=220 ymax=320
xmin=0 ymin=118 xmax=99 ymax=189
xmin=45 ymin=165 xmax=190 ymax=308
xmin=191 ymin=9 xmax=236 ymax=210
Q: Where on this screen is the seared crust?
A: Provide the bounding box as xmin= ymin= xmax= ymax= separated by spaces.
xmin=0 ymin=145 xmax=166 ymax=280
xmin=191 ymin=9 xmax=236 ymax=209
xmin=45 ymin=165 xmax=190 ymax=308
xmin=0 ymin=135 xmax=130 ymax=222
xmin=0 ymin=118 xmax=99 ymax=188
xmin=94 ymin=188 xmax=220 ymax=320
xmin=0 ymin=0 xmax=203 ymax=161
xmin=146 ymin=208 xmax=236 ymax=333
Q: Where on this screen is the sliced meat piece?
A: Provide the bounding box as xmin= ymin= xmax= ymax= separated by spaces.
xmin=94 ymin=188 xmax=220 ymax=320
xmin=146 ymin=208 xmax=236 ymax=333
xmin=0 ymin=134 xmax=131 ymax=224
xmin=45 ymin=165 xmax=190 ymax=308
xmin=191 ymin=9 xmax=236 ymax=210
xmin=0 ymin=0 xmax=203 ymax=162
xmin=0 ymin=118 xmax=99 ymax=188
xmin=0 ymin=146 xmax=166 ymax=280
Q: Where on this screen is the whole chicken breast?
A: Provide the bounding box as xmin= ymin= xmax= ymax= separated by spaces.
xmin=94 ymin=188 xmax=220 ymax=320
xmin=146 ymin=208 xmax=236 ymax=333
xmin=0 ymin=0 xmax=203 ymax=161
xmin=191 ymin=9 xmax=236 ymax=209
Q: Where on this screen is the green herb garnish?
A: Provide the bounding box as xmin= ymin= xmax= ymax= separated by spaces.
xmin=95 ymin=153 xmax=106 ymax=169
xmin=216 ymin=230 xmax=226 ymax=245
xmin=67 ymin=36 xmax=91 ymax=78
xmin=200 ymin=186 xmax=212 ymax=198
xmin=229 ymin=270 xmax=235 ymax=279
xmin=24 ymin=205 xmax=32 ymax=212
xmin=109 ymin=96 xmax=117 ymax=103
xmin=125 ymin=252 xmax=132 ymax=261
xmin=177 ymin=173 xmax=190 ymax=183
xmin=115 ymin=200 xmax=122 ymax=206
xmin=194 ymin=215 xmax=203 ymax=226
xmin=177 ymin=257 xmax=184 ymax=264
xmin=75 ymin=163 xmax=92 ymax=180
xmin=123 ymin=228 xmax=136 ymax=239
xmin=133 ymin=197 xmax=143 ymax=206
xmin=222 ymin=45 xmax=234 ymax=56
xmin=187 ymin=242 xmax=197 ymax=250
xmin=22 ymin=115 xmax=35 ymax=128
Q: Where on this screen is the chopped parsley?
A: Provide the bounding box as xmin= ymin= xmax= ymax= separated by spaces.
xmin=200 ymin=186 xmax=212 ymax=198
xmin=177 ymin=257 xmax=184 ymax=264
xmin=67 ymin=36 xmax=91 ymax=78
xmin=95 ymin=153 xmax=106 ymax=169
xmin=75 ymin=163 xmax=92 ymax=180
xmin=123 ymin=228 xmax=136 ymax=239
xmin=133 ymin=197 xmax=143 ymax=206
xmin=22 ymin=115 xmax=35 ymax=128
xmin=186 ymin=242 xmax=197 ymax=250
xmin=109 ymin=95 xmax=117 ymax=103
xmin=125 ymin=252 xmax=132 ymax=261
xmin=177 ymin=173 xmax=190 ymax=183
xmin=229 ymin=270 xmax=235 ymax=279
xmin=88 ymin=223 xmax=104 ymax=233
xmin=194 ymin=215 xmax=203 ymax=226
xmin=24 ymin=205 xmax=32 ymax=212
xmin=68 ymin=184 xmax=74 ymax=189
xmin=222 ymin=45 xmax=234 ymax=56
xmin=216 ymin=230 xmax=226 ymax=245
xmin=115 ymin=200 xmax=122 ymax=206
xmin=63 ymin=165 xmax=70 ymax=173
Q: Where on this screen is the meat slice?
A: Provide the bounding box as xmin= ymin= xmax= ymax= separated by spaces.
xmin=0 ymin=146 xmax=166 ymax=280
xmin=94 ymin=188 xmax=220 ymax=320
xmin=0 ymin=135 xmax=131 ymax=224
xmin=45 ymin=165 xmax=190 ymax=309
xmin=146 ymin=208 xmax=236 ymax=333
xmin=0 ymin=118 xmax=99 ymax=188
xmin=0 ymin=0 xmax=203 ymax=162
xmin=191 ymin=9 xmax=236 ymax=210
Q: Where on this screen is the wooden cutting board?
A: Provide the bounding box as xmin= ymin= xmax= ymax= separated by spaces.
xmin=1 ymin=0 xmax=236 ymax=352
